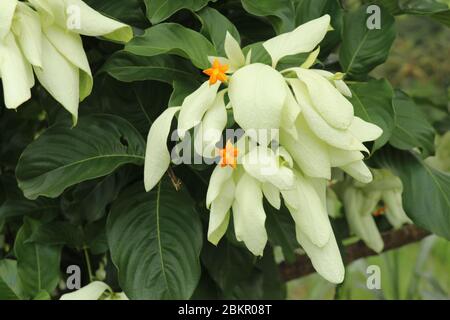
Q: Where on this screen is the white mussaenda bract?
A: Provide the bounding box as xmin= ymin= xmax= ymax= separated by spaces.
xmin=0 ymin=0 xmax=132 ymax=123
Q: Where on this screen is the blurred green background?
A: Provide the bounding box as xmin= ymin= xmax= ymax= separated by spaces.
xmin=288 ymin=10 xmax=450 ymax=300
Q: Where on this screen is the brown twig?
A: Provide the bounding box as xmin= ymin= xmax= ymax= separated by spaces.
xmin=279 ymin=225 xmax=431 ymax=282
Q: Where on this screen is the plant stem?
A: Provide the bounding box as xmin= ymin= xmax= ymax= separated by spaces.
xmin=83 ymin=246 xmax=94 ymax=283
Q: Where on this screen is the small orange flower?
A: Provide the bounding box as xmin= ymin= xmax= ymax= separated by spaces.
xmin=203 ymin=59 xmax=229 ymax=85
xmin=373 ymin=206 xmax=386 ymax=217
xmin=218 ymin=140 xmax=239 ymax=169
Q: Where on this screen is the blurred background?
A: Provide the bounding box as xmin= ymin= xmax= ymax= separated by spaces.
xmin=288 ymin=8 xmax=450 ymax=300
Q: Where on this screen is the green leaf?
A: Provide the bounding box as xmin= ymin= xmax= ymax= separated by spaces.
xmin=0 ymin=197 xmax=59 ymax=221
xmin=201 ymin=239 xmax=255 ymax=293
xmin=100 ymin=51 xmax=197 ymax=84
xmin=373 ymin=147 xmax=450 ymax=240
xmin=265 ymin=204 xmax=298 ymax=263
xmin=340 ymin=4 xmax=396 ymax=78
xmin=144 ymin=0 xmax=216 ymax=24
xmin=61 ymin=167 xmax=139 ymax=224
xmin=389 ymin=91 xmax=436 ymax=157
xmin=241 ymin=0 xmax=296 ymax=34
xmin=107 ymin=179 xmax=203 ymax=299
xmin=197 ymin=7 xmax=241 ymax=56
xmin=83 ymin=79 xmax=172 ymax=136
xmin=84 ymin=0 xmax=148 ymax=28
xmin=27 ymin=221 xmax=84 ymax=248
xmin=125 ymin=23 xmax=216 ymax=69
xmin=16 ymin=114 xmax=146 ymax=200
xmin=399 ymin=0 xmax=450 ymax=27
xmin=348 ymin=79 xmax=396 ymax=151
xmin=14 ymin=218 xmax=61 ymax=299
xmin=295 ymin=0 xmax=343 ymax=56
xmin=0 ymin=259 xmax=22 ymax=300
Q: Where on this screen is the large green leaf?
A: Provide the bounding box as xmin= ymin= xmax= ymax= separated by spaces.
xmin=100 ymin=51 xmax=196 ymax=84
xmin=16 ymin=114 xmax=145 ymax=200
xmin=295 ymin=0 xmax=343 ymax=56
xmin=84 ymin=0 xmax=148 ymax=28
xmin=241 ymin=0 xmax=296 ymax=34
xmin=348 ymin=79 xmax=396 ymax=152
xmin=14 ymin=219 xmax=61 ymax=299
xmin=201 ymin=239 xmax=255 ymax=293
xmin=82 ymin=79 xmax=172 ymax=136
xmin=125 ymin=23 xmax=216 ymax=69
xmin=373 ymin=147 xmax=450 ymax=240
xmin=144 ymin=0 xmax=216 ymax=24
xmin=0 ymin=197 xmax=59 ymax=221
xmin=340 ymin=4 xmax=396 ymax=78
xmin=399 ymin=0 xmax=450 ymax=27
xmin=389 ymin=91 xmax=436 ymax=157
xmin=107 ymin=179 xmax=203 ymax=299
xmin=197 ymin=7 xmax=241 ymax=56
xmin=0 ymin=260 xmax=22 ymax=300
xmin=62 ymin=167 xmax=139 ymax=224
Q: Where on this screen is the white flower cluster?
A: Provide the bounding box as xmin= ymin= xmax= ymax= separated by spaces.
xmin=145 ymin=15 xmax=384 ymax=284
xmin=0 ymin=0 xmax=131 ymax=122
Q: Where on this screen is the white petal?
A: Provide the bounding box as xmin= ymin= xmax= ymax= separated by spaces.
xmin=242 ymin=146 xmax=295 ymax=190
xmin=144 ymin=107 xmax=180 ymax=191
xmin=224 ymin=31 xmax=245 ymax=70
xmin=344 ymin=188 xmax=384 ymax=253
xmin=232 ymin=173 xmax=267 ymax=256
xmin=335 ymin=80 xmax=352 ymax=97
xmin=0 ymin=0 xmax=17 ymax=40
xmin=341 ymin=160 xmax=373 ymax=184
xmin=329 ymin=147 xmax=364 ymax=167
xmin=262 ymin=182 xmax=281 ymax=209
xmin=33 ymin=34 xmax=79 ymax=121
xmin=295 ymin=68 xmax=354 ymax=129
xmin=0 ymin=33 xmax=32 ymax=109
xmin=296 ymin=227 xmax=345 ymax=283
xmin=229 ymin=63 xmax=287 ymax=133
xmin=289 ymin=79 xmax=367 ymax=151
xmin=263 ymin=15 xmax=330 ymax=67
xmin=60 ymin=281 xmax=110 ymax=300
xmin=382 ymin=190 xmax=411 ymax=228
xmin=29 ymin=0 xmax=131 ymax=42
xmin=44 ymin=25 xmax=93 ymax=100
xmin=311 ymin=69 xmax=352 ymax=97
xmin=281 ymin=85 xmax=301 ymax=139
xmin=11 ymin=2 xmax=43 ymax=67
xmin=281 ymin=116 xmax=331 ymax=179
xmin=283 ymin=173 xmax=332 ymax=247
xmin=300 ymin=46 xmax=321 ymax=69
xmin=197 ymin=91 xmax=227 ymax=158
xmin=349 ymin=117 xmax=383 ymax=142
xmin=206 ymin=165 xmax=233 ymax=208
xmin=178 ymin=81 xmax=220 ymax=138
xmin=208 ymin=179 xmax=234 ymax=245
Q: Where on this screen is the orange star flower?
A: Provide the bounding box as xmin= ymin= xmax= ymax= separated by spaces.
xmin=373 ymin=206 xmax=386 ymax=217
xmin=203 ymin=59 xmax=229 ymax=85
xmin=218 ymin=140 xmax=239 ymax=169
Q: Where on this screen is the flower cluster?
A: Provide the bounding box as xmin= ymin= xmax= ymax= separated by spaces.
xmin=0 ymin=0 xmax=131 ymax=122
xmin=340 ymin=169 xmax=411 ymax=253
xmin=144 ymin=15 xmax=384 ymax=283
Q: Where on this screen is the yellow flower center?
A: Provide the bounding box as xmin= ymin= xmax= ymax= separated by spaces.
xmin=218 ymin=140 xmax=239 ymax=169
xmin=203 ymin=59 xmax=229 ymax=85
